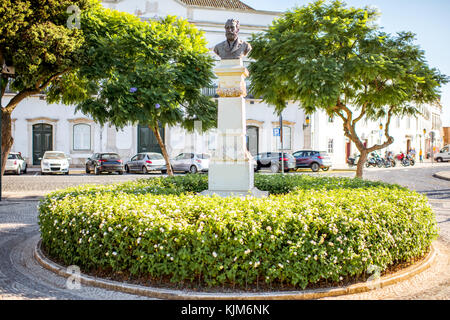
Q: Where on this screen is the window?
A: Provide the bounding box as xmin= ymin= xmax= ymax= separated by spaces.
xmin=327 ymin=138 xmax=334 ymax=154
xmin=73 ymin=124 xmax=91 ymax=151
xmin=208 ymin=131 xmax=217 ymax=150
xmin=276 ymin=126 xmax=292 ymax=150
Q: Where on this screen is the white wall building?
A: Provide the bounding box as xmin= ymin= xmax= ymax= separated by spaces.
xmin=6 ymin=0 xmax=444 ymax=168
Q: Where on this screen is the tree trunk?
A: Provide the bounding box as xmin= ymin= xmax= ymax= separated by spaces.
xmin=150 ymin=125 xmax=174 ymax=176
xmin=356 ymin=150 xmax=368 ymax=179
xmin=1 ymin=109 xmax=14 ymax=176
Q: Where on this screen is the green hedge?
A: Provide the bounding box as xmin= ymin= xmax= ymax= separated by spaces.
xmin=38 ymin=175 xmax=438 ymax=289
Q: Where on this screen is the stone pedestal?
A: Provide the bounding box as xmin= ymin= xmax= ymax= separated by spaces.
xmin=201 ymin=59 xmax=268 ymax=198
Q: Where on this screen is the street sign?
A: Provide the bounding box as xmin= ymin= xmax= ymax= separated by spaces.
xmin=273 ymin=128 xmax=280 ymax=137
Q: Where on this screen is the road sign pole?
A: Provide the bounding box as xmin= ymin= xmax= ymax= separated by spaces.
xmin=280 ymin=113 xmax=284 ymax=175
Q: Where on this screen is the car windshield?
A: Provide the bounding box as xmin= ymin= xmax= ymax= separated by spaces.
xmin=149 ymin=153 xmax=164 ymax=160
xmin=101 ymin=154 xmax=120 ymax=160
xmin=44 ymin=153 xmax=66 ymax=159
xmin=8 ymin=154 xmax=17 ymax=159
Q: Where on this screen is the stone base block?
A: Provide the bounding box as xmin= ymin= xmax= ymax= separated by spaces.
xmin=208 ymin=161 xmax=253 ymax=191
xmin=199 ymin=187 xmax=269 ymax=198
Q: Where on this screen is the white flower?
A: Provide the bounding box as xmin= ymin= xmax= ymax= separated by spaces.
xmin=112 ymin=251 xmax=117 ymax=256
xmin=244 ymin=249 xmax=251 ymax=255
xmin=212 ymin=252 xmax=218 ymax=258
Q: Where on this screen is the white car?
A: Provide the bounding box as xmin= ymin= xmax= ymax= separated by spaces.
xmin=40 ymin=151 xmax=71 ymax=175
xmin=171 ymin=153 xmax=210 ymax=174
xmin=5 ymin=152 xmax=27 ymax=175
xmin=435 ymin=145 xmax=450 ymax=162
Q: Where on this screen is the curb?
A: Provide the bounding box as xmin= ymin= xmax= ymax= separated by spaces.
xmin=433 ymin=172 xmax=450 ymax=182
xmin=34 ymin=240 xmax=437 ymax=300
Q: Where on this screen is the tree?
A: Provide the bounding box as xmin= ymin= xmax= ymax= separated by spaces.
xmin=48 ymin=9 xmax=217 ymax=176
xmin=0 ymin=0 xmax=99 ymax=175
xmin=249 ymin=0 xmax=448 ymax=178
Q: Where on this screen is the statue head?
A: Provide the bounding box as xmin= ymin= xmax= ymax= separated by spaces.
xmin=225 ymin=19 xmax=240 ymax=42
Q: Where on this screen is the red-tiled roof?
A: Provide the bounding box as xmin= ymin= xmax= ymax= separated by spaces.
xmin=178 ymin=0 xmax=254 ymax=11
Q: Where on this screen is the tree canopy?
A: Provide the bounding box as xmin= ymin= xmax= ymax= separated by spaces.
xmin=0 ymin=0 xmax=99 ymax=175
xmin=47 ymin=7 xmax=217 ymax=175
xmin=249 ymin=0 xmax=448 ymax=177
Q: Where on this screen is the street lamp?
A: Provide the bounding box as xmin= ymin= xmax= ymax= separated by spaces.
xmin=303 ymin=116 xmax=310 ymax=129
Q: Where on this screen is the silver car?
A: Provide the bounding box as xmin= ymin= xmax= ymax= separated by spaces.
xmin=125 ymin=152 xmax=167 ymax=174
xmin=6 ymin=152 xmax=27 ymax=175
xmin=171 ymin=153 xmax=210 ymax=174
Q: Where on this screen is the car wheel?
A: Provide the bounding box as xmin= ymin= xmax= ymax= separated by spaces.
xmin=41 ymin=172 xmax=46 ymax=176
xmin=311 ymin=163 xmax=320 ymax=172
xmin=65 ymin=171 xmax=69 ymax=175
xmin=94 ymin=166 xmax=100 ymax=175
xmin=142 ymin=166 xmax=148 ymax=174
xmin=189 ymin=165 xmax=198 ymax=174
xmin=118 ymin=171 xmax=124 ymax=175
xmin=436 ymin=157 xmax=443 ymax=163
xmin=270 ymin=163 xmax=279 ymax=173
xmin=322 ymin=167 xmax=329 ymax=171
xmin=86 ymin=165 xmax=90 ymax=174
xmin=125 ymin=165 xmax=130 ymax=173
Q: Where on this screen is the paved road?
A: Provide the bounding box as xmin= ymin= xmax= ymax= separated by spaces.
xmin=0 ymin=164 xmax=449 ymax=300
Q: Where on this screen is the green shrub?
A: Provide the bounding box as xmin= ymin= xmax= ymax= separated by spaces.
xmin=38 ymin=175 xmax=438 ymax=289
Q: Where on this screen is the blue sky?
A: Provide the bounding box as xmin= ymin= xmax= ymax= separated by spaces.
xmin=244 ymin=0 xmax=450 ymax=126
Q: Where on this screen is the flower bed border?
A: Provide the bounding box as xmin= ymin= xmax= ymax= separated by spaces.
xmin=34 ymin=239 xmax=437 ymax=300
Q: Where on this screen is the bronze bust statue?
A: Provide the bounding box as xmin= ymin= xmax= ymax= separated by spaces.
xmin=214 ymin=19 xmax=252 ymax=60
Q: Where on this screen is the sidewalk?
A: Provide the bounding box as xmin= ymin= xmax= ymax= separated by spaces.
xmin=434 ymin=171 xmax=450 ymax=181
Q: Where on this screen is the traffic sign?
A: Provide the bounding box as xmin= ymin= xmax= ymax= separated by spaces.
xmin=273 ymin=128 xmax=280 ymax=137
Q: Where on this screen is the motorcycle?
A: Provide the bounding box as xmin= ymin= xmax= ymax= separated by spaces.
xmin=383 ymin=155 xmax=396 ymax=168
xmin=347 ymin=154 xmax=360 ymax=168
xmin=366 ymin=152 xmax=384 ymax=168
xmin=398 ymin=153 xmax=415 ymax=167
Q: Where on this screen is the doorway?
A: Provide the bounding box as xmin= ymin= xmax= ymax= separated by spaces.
xmin=246 ymin=126 xmax=259 ymax=156
xmin=137 ymin=124 xmax=165 ymax=154
xmin=32 ymin=123 xmax=53 ymax=165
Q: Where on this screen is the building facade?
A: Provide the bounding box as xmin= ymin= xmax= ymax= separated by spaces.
xmin=6 ymin=0 xmax=445 ymax=167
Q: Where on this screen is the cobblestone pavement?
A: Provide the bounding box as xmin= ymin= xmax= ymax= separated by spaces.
xmin=0 ymin=201 xmax=147 ymax=300
xmin=0 ymin=165 xmax=449 ymax=300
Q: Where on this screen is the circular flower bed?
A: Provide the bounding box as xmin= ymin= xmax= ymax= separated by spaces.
xmin=38 ymin=175 xmax=438 ymax=290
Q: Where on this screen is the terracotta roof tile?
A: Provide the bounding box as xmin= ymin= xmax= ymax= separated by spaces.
xmin=178 ymin=0 xmax=254 ymax=11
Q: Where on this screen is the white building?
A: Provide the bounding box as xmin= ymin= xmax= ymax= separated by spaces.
xmin=6 ymin=0 xmax=443 ymax=168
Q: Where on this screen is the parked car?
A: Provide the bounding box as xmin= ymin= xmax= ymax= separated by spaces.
xmin=5 ymin=152 xmax=27 ymax=175
xmin=171 ymin=153 xmax=210 ymax=174
xmin=85 ymin=153 xmax=124 ymax=175
xmin=125 ymin=152 xmax=167 ymax=174
xmin=254 ymin=152 xmax=296 ymax=173
xmin=292 ymin=150 xmax=332 ymax=172
xmin=40 ymin=151 xmax=70 ymax=175
xmin=435 ymin=145 xmax=450 ymax=162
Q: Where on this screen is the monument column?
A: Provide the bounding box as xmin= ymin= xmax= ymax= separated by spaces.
xmin=201 ymin=19 xmax=267 ymax=197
